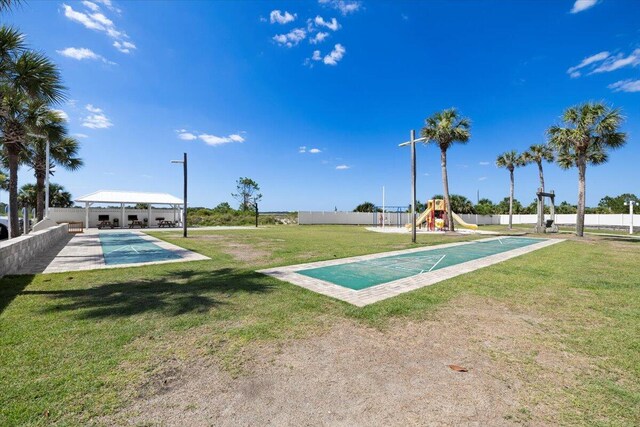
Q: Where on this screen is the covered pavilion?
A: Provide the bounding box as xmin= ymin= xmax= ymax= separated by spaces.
xmin=75 ymin=190 xmax=184 ymax=228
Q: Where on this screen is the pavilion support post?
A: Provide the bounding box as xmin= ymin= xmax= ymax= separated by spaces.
xmin=148 ymin=204 xmax=152 ymax=228
xmin=121 ymin=203 xmax=125 ymax=229
xmin=85 ymin=202 xmax=90 ymax=229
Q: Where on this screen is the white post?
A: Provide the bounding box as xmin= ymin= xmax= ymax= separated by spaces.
xmin=382 ymin=185 xmax=385 ymax=229
xmin=85 ymin=202 xmax=89 ymax=229
xmin=148 ymin=204 xmax=152 ymax=228
xmin=45 ymin=139 xmax=50 ymax=219
xmin=121 ymin=203 xmax=125 ymax=228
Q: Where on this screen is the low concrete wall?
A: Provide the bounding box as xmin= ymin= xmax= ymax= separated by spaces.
xmin=0 ymin=224 xmax=69 ymax=277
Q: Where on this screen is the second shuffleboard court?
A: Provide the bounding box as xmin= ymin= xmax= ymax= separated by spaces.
xmin=258 ymin=236 xmax=564 ymax=306
xmin=299 ymin=237 xmax=545 ymax=290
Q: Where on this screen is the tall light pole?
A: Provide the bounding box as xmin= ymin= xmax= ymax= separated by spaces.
xmin=171 ymin=153 xmax=188 ymax=238
xmin=624 ymin=200 xmax=637 ymax=235
xmin=399 ymin=130 xmax=426 ymax=243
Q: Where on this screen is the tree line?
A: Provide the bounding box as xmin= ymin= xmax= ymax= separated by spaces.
xmin=354 ymin=192 xmax=638 ymax=216
xmin=363 ymin=102 xmax=626 ymax=237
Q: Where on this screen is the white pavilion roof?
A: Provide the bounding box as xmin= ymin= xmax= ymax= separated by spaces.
xmin=75 ymin=190 xmax=183 ymax=205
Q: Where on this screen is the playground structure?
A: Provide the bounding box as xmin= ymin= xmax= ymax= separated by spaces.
xmin=534 ymin=188 xmax=558 ymax=233
xmin=406 ymin=199 xmax=478 ymax=231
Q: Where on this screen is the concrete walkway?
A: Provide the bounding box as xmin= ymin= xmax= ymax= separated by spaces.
xmin=20 ymin=230 xmax=209 ymax=275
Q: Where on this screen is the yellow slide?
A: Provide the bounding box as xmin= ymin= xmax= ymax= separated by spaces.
xmin=451 ymin=212 xmax=478 ymax=230
xmin=406 ymin=207 xmax=432 ymax=229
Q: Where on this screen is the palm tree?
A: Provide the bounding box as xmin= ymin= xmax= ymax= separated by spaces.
xmin=0 ymin=0 xmax=23 ymax=13
xmin=496 ymin=150 xmax=525 ymax=230
xmin=18 ymin=182 xmax=73 ymax=209
xmin=522 ymin=143 xmax=554 ymax=192
xmin=22 ymin=105 xmax=82 ymax=220
xmin=548 ymin=102 xmax=626 ymax=237
xmin=421 ymin=108 xmax=471 ymax=231
xmin=0 ymin=26 xmax=65 ymax=237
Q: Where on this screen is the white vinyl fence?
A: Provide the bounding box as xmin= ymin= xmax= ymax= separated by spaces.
xmin=298 ymin=211 xmax=640 ymax=228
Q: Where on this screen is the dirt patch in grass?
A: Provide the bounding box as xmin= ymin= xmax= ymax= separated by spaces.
xmin=222 ymin=242 xmax=270 ymax=263
xmin=190 ymin=234 xmax=272 ymax=263
xmin=105 ymin=295 xmax=587 ymax=426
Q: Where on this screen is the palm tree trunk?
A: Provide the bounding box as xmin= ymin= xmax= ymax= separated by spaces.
xmin=576 ymin=153 xmax=586 ymax=237
xmin=509 ymin=168 xmax=514 ymax=230
xmin=538 ymin=161 xmax=545 ymax=221
xmin=6 ymin=145 xmax=20 ymax=238
xmin=35 ymin=170 xmax=45 ymax=222
xmin=441 ymin=149 xmax=454 ymax=231
xmin=537 ymin=161 xmax=545 ymax=192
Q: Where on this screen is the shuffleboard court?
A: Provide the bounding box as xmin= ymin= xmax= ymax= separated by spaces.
xmin=100 ymin=232 xmax=183 ymax=265
xmin=258 ymin=236 xmax=564 ymax=306
xmin=300 ymin=237 xmax=543 ymax=290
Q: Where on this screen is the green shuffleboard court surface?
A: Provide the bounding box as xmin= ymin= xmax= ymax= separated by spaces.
xmin=298 ymin=237 xmax=545 ymax=290
xmin=99 ymin=232 xmax=182 ymax=265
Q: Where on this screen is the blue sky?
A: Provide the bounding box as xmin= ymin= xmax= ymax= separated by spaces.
xmin=3 ymin=0 xmax=639 ymax=211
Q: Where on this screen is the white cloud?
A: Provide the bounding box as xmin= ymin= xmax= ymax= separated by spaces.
xmin=57 ymin=47 xmax=112 ymax=63
xmin=566 ymin=51 xmax=609 ymax=77
xmin=273 ymin=28 xmax=306 ymax=47
xmin=82 ymin=104 xmax=112 ymax=129
xmin=479 ymin=161 xmax=490 ymax=166
xmin=312 ymin=50 xmax=322 ymax=61
xmin=299 ymin=146 xmax=307 ymax=153
xmin=309 ymin=148 xmax=321 ymax=153
xmin=570 ymin=0 xmax=598 ymax=14
xmin=592 ymin=49 xmax=640 ymax=73
xmin=608 ymin=79 xmax=640 ymax=93
xmin=478 ymin=176 xmax=488 ymax=181
xmin=81 ymin=1 xmax=100 ymax=12
xmin=314 ymin=16 xmax=340 ymax=31
xmin=335 ymin=164 xmax=350 ymax=170
xmin=323 ymin=43 xmax=346 ymax=65
xmin=178 ymin=132 xmax=197 ymax=141
xmin=113 ymin=40 xmax=136 ymax=54
xmin=319 ymin=0 xmax=361 ymax=15
xmin=270 ymin=10 xmax=296 ymax=24
xmin=85 ymin=104 xmax=102 ymax=113
xmin=228 ymin=134 xmax=245 ymax=143
xmin=199 ymin=133 xmax=245 ymax=146
xmin=51 ymin=109 xmax=69 ymax=121
xmin=73 ymin=133 xmax=89 ymax=138
xmin=177 ymin=129 xmax=246 ymax=146
xmin=62 ymin=3 xmax=132 ymax=52
xmin=94 ymin=0 xmax=120 ymax=13
xmin=310 ymin=32 xmax=329 ymax=44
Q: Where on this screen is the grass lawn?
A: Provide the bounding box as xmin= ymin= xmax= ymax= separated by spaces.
xmin=1 ymin=226 xmax=638 ymax=425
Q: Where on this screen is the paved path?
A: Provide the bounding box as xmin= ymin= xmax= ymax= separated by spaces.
xmin=19 ymin=230 xmax=209 ymax=275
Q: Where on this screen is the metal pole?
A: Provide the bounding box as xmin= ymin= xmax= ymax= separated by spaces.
xmin=411 ymin=130 xmax=416 ymax=243
xmin=629 ymin=200 xmax=635 ymax=234
xmin=183 ymin=152 xmax=188 ymax=238
xmin=45 ymin=139 xmax=50 ymax=219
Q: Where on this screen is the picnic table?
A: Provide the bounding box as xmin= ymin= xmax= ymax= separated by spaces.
xmin=157 ymin=219 xmax=177 ymax=228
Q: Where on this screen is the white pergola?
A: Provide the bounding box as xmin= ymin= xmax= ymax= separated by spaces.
xmin=75 ymin=190 xmax=184 ymax=228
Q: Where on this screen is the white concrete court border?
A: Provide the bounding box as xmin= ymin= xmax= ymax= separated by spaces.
xmin=258 ymin=236 xmax=565 ymax=307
